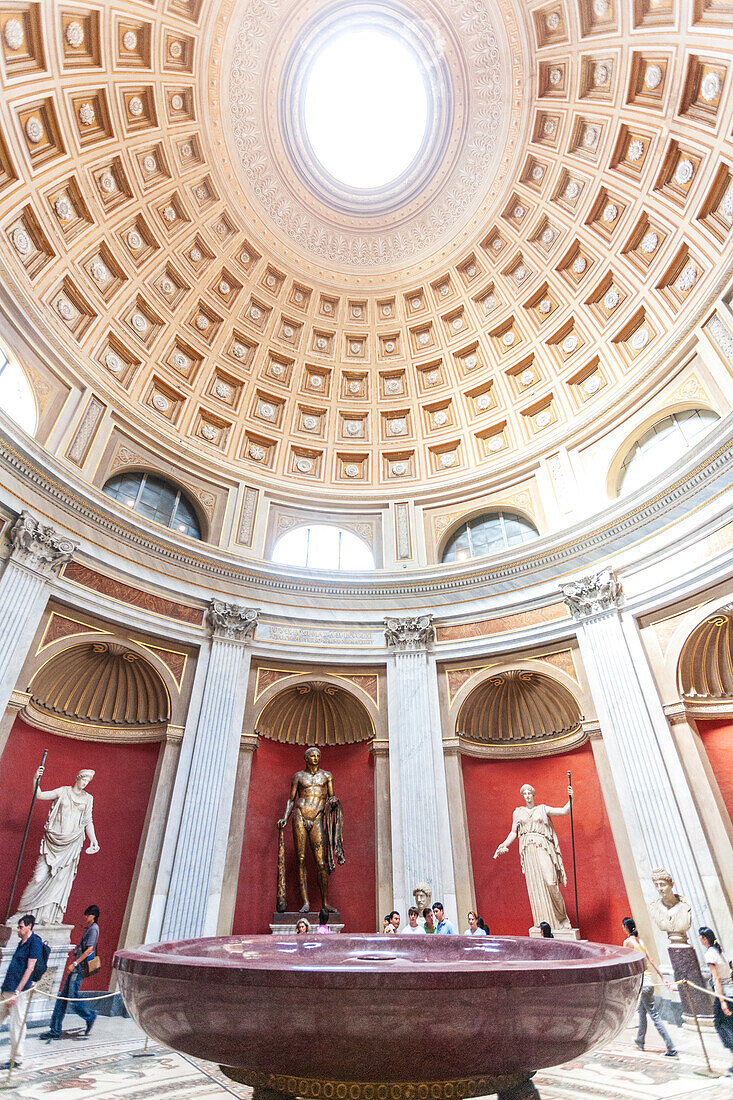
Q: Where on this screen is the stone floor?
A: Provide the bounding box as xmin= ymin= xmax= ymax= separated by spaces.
xmin=0 ymin=1015 xmax=730 ymax=1099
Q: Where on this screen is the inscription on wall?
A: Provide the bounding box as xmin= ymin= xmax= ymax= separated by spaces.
xmin=263 ymin=624 xmax=378 ymax=647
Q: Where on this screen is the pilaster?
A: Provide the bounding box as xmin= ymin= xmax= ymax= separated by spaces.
xmin=370 ymin=737 xmax=392 ymax=930
xmin=0 ymin=513 xmax=76 ymax=720
xmin=665 ymin=702 xmax=733 ymax=912
xmin=561 ymin=569 xmax=733 ymax=960
xmin=218 ymin=732 xmax=259 ymax=936
xmin=150 ymin=602 xmax=258 ymax=942
xmin=385 ymin=616 xmax=457 ymax=927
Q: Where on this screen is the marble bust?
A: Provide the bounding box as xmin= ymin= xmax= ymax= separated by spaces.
xmin=413 ymin=882 xmax=432 ymax=917
xmin=648 ymin=868 xmax=692 ymax=944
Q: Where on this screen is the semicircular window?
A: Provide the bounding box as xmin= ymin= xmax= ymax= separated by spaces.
xmin=103 ymin=471 xmax=202 ymax=540
xmin=0 ymin=354 xmax=37 ymax=435
xmin=441 ymin=511 xmax=539 ymax=564
xmin=271 ymin=524 xmax=374 ymax=571
xmin=617 ymin=408 xmax=720 ymax=498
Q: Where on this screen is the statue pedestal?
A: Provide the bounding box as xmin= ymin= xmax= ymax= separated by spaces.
xmin=529 ymin=926 xmax=581 ymax=941
xmin=270 ymin=912 xmax=344 ymax=935
xmin=668 ymin=944 xmax=715 ymax=1026
xmin=0 ymin=923 xmax=72 ymax=1027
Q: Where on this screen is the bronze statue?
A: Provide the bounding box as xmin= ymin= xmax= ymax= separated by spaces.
xmin=277 ymin=746 xmax=344 ymax=913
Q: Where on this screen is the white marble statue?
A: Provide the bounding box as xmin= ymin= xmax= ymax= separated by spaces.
xmin=14 ymin=766 xmax=99 ymax=925
xmin=648 ymin=868 xmax=692 ymax=945
xmin=493 ymin=783 xmax=573 ymax=931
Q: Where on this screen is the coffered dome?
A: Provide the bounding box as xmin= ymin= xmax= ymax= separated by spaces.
xmin=0 ymin=0 xmax=732 ymax=508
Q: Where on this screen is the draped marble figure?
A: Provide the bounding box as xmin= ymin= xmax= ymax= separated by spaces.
xmin=14 ymin=766 xmax=100 ymax=925
xmin=493 ymin=783 xmax=573 ymax=931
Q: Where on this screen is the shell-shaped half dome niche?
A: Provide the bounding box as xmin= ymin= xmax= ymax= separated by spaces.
xmin=26 ymin=642 xmax=170 ymax=738
xmin=457 ymin=670 xmax=584 ymax=757
xmin=678 ymin=609 xmax=733 ymax=701
xmin=256 ymin=681 xmax=373 ymax=745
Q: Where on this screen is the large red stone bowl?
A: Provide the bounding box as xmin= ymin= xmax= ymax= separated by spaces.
xmin=114 ymin=935 xmax=643 ymax=1100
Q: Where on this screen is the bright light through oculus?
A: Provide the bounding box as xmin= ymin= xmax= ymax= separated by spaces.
xmin=303 ymin=29 xmax=429 ymax=190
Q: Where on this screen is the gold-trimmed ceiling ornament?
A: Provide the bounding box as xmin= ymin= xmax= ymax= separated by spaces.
xmin=678 ymin=608 xmax=733 ymax=700
xmin=256 ymin=680 xmax=374 ymax=745
xmin=456 ymin=669 xmax=584 ymax=757
xmin=26 ymin=642 xmax=171 ymax=739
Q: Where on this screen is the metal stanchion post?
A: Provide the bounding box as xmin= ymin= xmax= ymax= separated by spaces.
xmin=679 ymin=980 xmax=718 ymax=1079
xmin=133 ymin=1034 xmax=156 ymax=1059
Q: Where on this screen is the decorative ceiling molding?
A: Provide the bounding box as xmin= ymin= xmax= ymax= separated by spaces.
xmin=678 ymin=608 xmax=733 ymax=700
xmin=28 ymin=641 xmax=171 ymax=729
xmin=456 ymin=669 xmax=584 ymax=757
xmin=255 ymin=680 xmax=374 ymax=744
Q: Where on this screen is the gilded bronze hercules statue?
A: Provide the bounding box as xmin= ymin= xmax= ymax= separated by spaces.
xmin=276 ymin=746 xmax=344 ymax=913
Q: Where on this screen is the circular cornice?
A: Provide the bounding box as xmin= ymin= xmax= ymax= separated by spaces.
xmin=217 ymin=0 xmax=522 ymax=273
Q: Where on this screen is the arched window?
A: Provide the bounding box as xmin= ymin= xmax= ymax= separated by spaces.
xmin=103 ymin=472 xmax=202 ymax=539
xmin=271 ymin=524 xmax=374 ymax=571
xmin=0 ymin=354 xmax=37 ymax=435
xmin=617 ymin=408 xmax=720 ymax=498
xmin=441 ymin=511 xmax=539 ymax=563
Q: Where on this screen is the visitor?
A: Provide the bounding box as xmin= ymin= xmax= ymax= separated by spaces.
xmin=401 ymin=907 xmax=425 ymax=934
xmin=465 ymin=911 xmax=487 ymax=936
xmin=384 ymin=910 xmax=400 ymax=933
xmin=423 ymin=908 xmax=436 ymax=934
xmin=0 ymin=914 xmax=43 ymax=1069
xmin=477 ymin=918 xmax=488 ymax=933
xmin=383 ymin=914 xmax=395 ymax=933
xmin=433 ymin=903 xmax=455 ymax=935
xmin=622 ymin=917 xmax=677 ymax=1057
xmin=42 ymin=904 xmax=100 ymax=1041
xmin=295 ymin=918 xmax=310 ymax=934
xmin=539 ymin=922 xmax=554 ymax=938
xmin=699 ymin=926 xmax=733 ymax=1075
xmin=315 ymin=909 xmax=332 ymax=934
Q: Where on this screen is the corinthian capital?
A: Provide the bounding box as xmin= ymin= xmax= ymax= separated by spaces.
xmin=208 ymin=600 xmax=258 ymax=641
xmin=9 ymin=512 xmax=77 ymax=575
xmin=560 ymin=569 xmax=622 ymax=619
xmin=384 ymin=614 xmax=434 ymax=651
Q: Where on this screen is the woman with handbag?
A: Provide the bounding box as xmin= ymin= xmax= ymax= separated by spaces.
xmin=41 ymin=904 xmax=100 ymax=1040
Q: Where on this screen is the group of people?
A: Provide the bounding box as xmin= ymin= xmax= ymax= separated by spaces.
xmin=622 ymin=916 xmax=733 ymax=1074
xmin=0 ymin=904 xmax=100 ymax=1070
xmin=382 ymin=905 xmax=488 ymax=935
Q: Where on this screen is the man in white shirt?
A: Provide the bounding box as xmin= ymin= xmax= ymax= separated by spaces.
xmin=401 ymin=906 xmax=425 ymax=934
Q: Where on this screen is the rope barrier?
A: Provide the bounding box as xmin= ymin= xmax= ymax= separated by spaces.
xmin=31 ymin=987 xmax=120 ymax=1004
xmin=675 ymin=977 xmax=733 ymax=1001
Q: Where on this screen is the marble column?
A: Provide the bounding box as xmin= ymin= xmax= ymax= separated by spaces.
xmin=561 ymin=571 xmax=733 ymax=956
xmin=0 ymin=513 xmax=76 ymax=719
xmin=385 ymin=616 xmax=458 ymax=927
xmin=153 ymin=602 xmax=258 ymax=942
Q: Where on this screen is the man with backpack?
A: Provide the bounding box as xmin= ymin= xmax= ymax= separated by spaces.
xmin=41 ymin=904 xmax=100 ymax=1040
xmin=0 ymin=914 xmax=43 ymax=1068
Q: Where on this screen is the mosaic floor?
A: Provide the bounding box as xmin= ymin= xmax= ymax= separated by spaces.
xmin=0 ymin=1016 xmax=731 ymax=1099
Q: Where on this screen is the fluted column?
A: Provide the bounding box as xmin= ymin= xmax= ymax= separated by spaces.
xmin=154 ymin=602 xmax=258 ymax=942
xmin=561 ymin=571 xmax=733 ymax=955
xmin=385 ymin=616 xmax=457 ymax=927
xmin=0 ymin=512 xmax=76 ymax=719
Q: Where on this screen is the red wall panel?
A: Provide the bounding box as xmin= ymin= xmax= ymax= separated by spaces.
xmin=696 ymin=717 xmax=733 ymax=823
xmin=234 ymin=738 xmax=375 ymax=933
xmin=0 ymin=717 xmax=159 ymax=987
xmin=462 ymin=743 xmax=630 ymax=944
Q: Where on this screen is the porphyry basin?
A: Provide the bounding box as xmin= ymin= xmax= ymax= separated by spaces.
xmin=114 ymin=934 xmax=644 ymax=1100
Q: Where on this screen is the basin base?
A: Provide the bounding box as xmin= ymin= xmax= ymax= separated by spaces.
xmin=221 ymin=1069 xmax=541 ymax=1100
